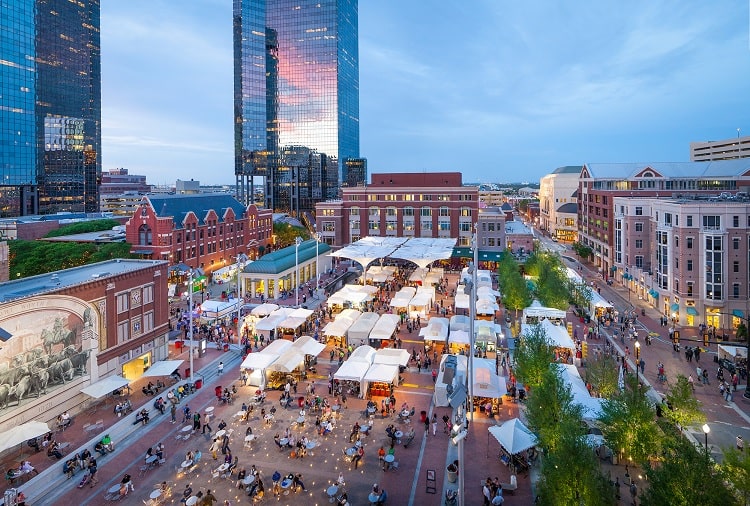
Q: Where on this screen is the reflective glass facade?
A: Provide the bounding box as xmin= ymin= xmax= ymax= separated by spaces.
xmin=234 ymin=0 xmax=361 ymax=214
xmin=0 ymin=0 xmax=101 ymax=217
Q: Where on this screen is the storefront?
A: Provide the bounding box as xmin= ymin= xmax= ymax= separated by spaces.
xmin=122 ymin=352 xmax=152 ymax=380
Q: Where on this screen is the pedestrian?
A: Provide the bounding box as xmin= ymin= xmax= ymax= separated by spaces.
xmin=193 ymin=411 xmax=201 ymax=431
xmin=639 ymin=358 xmax=645 ymax=374
xmin=341 ymin=391 xmax=347 ymax=409
xmin=218 ymin=361 xmax=224 ymax=374
xmin=737 ymin=435 xmax=744 ymax=451
xmin=424 ymin=415 xmax=430 ymax=434
xmin=431 ymin=368 xmax=437 ymax=383
xmin=351 ymin=445 xmax=364 ymax=469
xmin=170 ymin=403 xmax=177 ymax=423
xmin=733 ymin=373 xmax=739 ymax=392
xmin=431 ymin=414 xmax=437 ymax=436
xmin=688 ymin=374 xmax=695 ymax=392
xmin=202 ymin=412 xmax=212 ymax=434
xmin=87 ymin=456 xmax=98 ymax=487
xmin=694 ymin=347 xmax=701 ymax=362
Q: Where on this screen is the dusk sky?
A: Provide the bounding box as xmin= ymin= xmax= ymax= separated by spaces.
xmin=101 ymin=1 xmax=750 ymax=185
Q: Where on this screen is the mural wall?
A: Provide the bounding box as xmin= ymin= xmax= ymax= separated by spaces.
xmin=0 ymin=296 xmax=99 ymax=415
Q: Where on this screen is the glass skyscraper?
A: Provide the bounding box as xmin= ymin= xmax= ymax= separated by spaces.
xmin=0 ymin=0 xmax=101 ymax=217
xmin=234 ymin=0 xmax=362 ymax=215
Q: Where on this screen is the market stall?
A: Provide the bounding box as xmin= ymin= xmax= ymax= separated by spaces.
xmin=240 ymin=339 xmax=293 ymax=389
xmin=333 ymin=359 xmax=369 ymax=398
xmin=290 ymin=334 xmax=325 ymax=370
xmin=349 ymin=344 xmax=377 ymax=364
xmin=322 ymin=309 xmax=362 ymax=346
xmin=448 ymin=329 xmax=471 ymax=354
xmin=362 ymin=363 xmax=400 ymax=397
xmin=522 ymin=300 xmax=567 ymax=324
xmin=347 ymin=312 xmax=381 ymax=346
xmin=265 ymin=348 xmax=306 ymax=387
xmin=200 ymin=298 xmax=241 ymax=324
xmin=408 ymin=291 xmax=433 ymax=319
xmin=420 ymin=317 xmax=449 ymax=349
xmin=589 ymin=291 xmax=614 ymax=318
xmin=554 ymin=363 xmax=603 ymax=419
xmin=251 ymin=303 xmax=280 ymax=317
xmin=450 ymin=315 xmax=471 ymax=332
xmin=475 ymin=320 xmax=503 ymax=352
xmin=434 ymin=353 xmax=468 ymax=407
xmin=253 ymin=307 xmax=294 ymax=341
xmin=521 ymin=319 xmax=575 ymax=362
xmin=373 ymin=348 xmax=410 ymax=368
xmin=368 ymin=314 xmax=401 ymax=346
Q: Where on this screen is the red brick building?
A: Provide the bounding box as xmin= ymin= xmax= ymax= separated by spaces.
xmin=125 ymin=194 xmax=273 ymax=274
xmin=315 ymin=172 xmax=478 ymax=249
xmin=0 ymin=259 xmax=169 ymax=429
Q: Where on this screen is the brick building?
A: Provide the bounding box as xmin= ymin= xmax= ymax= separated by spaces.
xmin=125 ymin=194 xmax=273 ymax=274
xmin=0 ymin=259 xmax=169 ymax=430
xmin=613 ymin=195 xmax=750 ymax=333
xmin=315 ymin=172 xmax=478 ymax=249
xmin=578 ymin=160 xmax=750 ymax=277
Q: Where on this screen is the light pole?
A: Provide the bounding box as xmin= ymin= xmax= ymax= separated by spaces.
xmin=452 ymin=417 xmax=468 ymax=506
xmin=702 ymin=423 xmax=710 ymax=460
xmin=634 ymin=341 xmax=641 ymax=383
xmin=314 ymin=231 xmax=322 ymax=292
xmin=468 ymin=229 xmax=478 ymax=422
xmin=294 ymin=237 xmax=302 ymax=307
xmin=235 ymin=253 xmax=248 ymax=340
xmin=184 ymin=269 xmax=195 ymax=384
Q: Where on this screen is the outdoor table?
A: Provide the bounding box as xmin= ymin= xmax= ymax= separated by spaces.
xmin=326 ymin=485 xmax=339 ymax=502
xmin=400 ymin=410 xmax=409 ymax=418
xmin=360 ymin=424 xmax=370 ymax=434
xmin=395 ymin=430 xmax=403 ymax=443
xmin=57 ymin=442 xmax=71 ymax=450
xmin=281 ymin=478 xmax=293 ymax=495
xmin=242 ymin=475 xmax=255 ymax=486
xmin=108 ymin=485 xmax=121 ymax=495
xmin=215 ymin=429 xmax=226 ymax=438
xmin=218 ymin=463 xmax=230 ymax=473
xmin=181 ymin=459 xmax=193 ymax=469
xmin=235 ymin=410 xmax=246 ymax=418
xmin=345 ymin=447 xmax=357 ymax=457
xmin=384 ymin=454 xmax=395 ymax=470
xmin=279 ymin=438 xmax=289 ymax=447
xmin=296 ymin=416 xmax=305 ymax=425
xmin=331 ymin=404 xmax=340 ymax=412
xmin=245 ymin=435 xmax=256 ymax=442
xmin=205 ymin=406 xmax=214 ymax=413
xmin=367 ymin=406 xmax=376 ymax=415
xmin=146 ymin=455 xmax=158 ymax=465
xmin=150 ymin=489 xmax=162 ymax=500
xmin=264 ymin=414 xmax=274 ymax=422
xmin=306 ymin=441 xmax=317 ymax=450
xmin=181 ymin=425 xmax=193 ymax=433
xmin=186 ymin=496 xmax=199 ymax=506
xmin=369 ymin=492 xmax=380 ymax=504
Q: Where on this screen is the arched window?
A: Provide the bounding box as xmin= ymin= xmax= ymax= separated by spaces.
xmin=138 ymin=224 xmax=152 ymax=245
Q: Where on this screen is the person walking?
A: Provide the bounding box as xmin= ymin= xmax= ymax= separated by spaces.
xmin=737 ymin=435 xmax=744 ymax=452
xmin=202 ymin=412 xmax=212 ymax=434
xmin=431 ymin=414 xmax=437 ymax=436
xmin=170 ymin=403 xmax=177 ymax=423
xmin=218 ymin=362 xmax=224 ymax=375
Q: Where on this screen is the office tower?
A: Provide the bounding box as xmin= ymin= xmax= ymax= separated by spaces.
xmin=234 ymin=0 xmax=361 ymax=215
xmin=0 ymin=0 xmax=101 ymax=217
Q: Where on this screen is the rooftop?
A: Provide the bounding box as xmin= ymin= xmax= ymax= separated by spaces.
xmin=146 ymin=194 xmax=249 ymax=229
xmin=505 ymin=220 xmax=533 ymax=235
xmin=0 ymin=259 xmax=167 ymax=303
xmin=583 ymin=159 xmax=750 ymax=179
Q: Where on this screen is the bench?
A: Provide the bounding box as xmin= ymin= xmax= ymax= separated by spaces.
xmin=499 ymin=474 xmax=517 ymax=494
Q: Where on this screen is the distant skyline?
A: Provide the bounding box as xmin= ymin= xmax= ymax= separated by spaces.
xmin=101 ymin=1 xmax=750 ymax=186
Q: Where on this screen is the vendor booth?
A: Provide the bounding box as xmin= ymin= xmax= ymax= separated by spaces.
xmin=450 ymin=315 xmax=470 ymax=332
xmin=521 ymin=319 xmax=575 ymax=363
xmin=277 ymin=307 xmax=314 ymax=340
xmin=434 ymin=354 xmax=468 ymax=407
xmin=476 ymin=296 xmax=500 ymax=317
xmin=589 ymin=291 xmax=614 ymax=318
xmin=200 ymin=299 xmax=240 ymax=324
xmin=333 ymin=359 xmax=369 ymax=398
xmin=554 ymin=363 xmax=603 ymax=419
xmin=290 ymin=334 xmax=325 ymax=370
xmin=448 ymin=329 xmax=471 ymax=354
xmin=473 ymin=358 xmax=507 ymax=417
xmin=327 ymin=284 xmax=378 ymax=311
xmin=522 ymin=300 xmax=567 ymax=323
xmin=349 ymin=344 xmax=377 ymax=364
xmin=240 ymin=339 xmax=292 ymax=388
xmin=347 ymin=312 xmax=381 ymax=346
xmin=251 ymin=303 xmax=280 ymax=317
xmin=253 ymin=307 xmax=294 ymax=341
xmin=373 ymin=348 xmax=410 ymax=368
xmin=420 ymin=317 xmax=449 ymax=350
xmin=322 ymin=309 xmax=361 ymax=346
xmin=265 ymin=348 xmax=306 ymax=388
xmin=368 ymin=314 xmax=401 ymax=345
xmin=475 ymin=320 xmax=503 ymax=352
xmin=363 ymin=363 xmax=400 ymax=398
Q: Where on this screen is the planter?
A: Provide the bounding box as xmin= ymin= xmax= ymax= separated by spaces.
xmin=446 ymin=464 xmax=458 ymax=483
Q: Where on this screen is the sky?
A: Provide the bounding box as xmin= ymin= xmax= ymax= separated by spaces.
xmin=101 ymin=1 xmax=750 ymax=186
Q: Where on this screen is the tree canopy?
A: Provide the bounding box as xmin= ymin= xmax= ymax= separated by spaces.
xmin=513 ymin=324 xmax=555 ymax=389
xmin=9 ymin=240 xmax=135 ymax=278
xmin=44 ymin=219 xmax=122 ymax=238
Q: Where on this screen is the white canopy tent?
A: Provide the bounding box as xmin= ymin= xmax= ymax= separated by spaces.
xmin=477 ymin=285 xmax=501 ymax=298
xmin=0 ymin=421 xmax=52 ymax=453
xmin=328 ymin=284 xmax=378 ymax=306
xmin=322 ymin=309 xmax=362 ymax=338
xmin=420 ymin=317 xmax=449 ymax=342
xmin=521 ymin=319 xmax=575 ymax=351
xmin=254 ymin=308 xmax=295 ymax=338
xmin=329 ymin=236 xmax=409 ymax=272
xmin=476 ymin=298 xmax=500 ymax=315
xmin=266 ymin=349 xmax=305 ymax=373
xmin=522 ymin=300 xmax=567 ymax=321
xmin=347 ymin=312 xmax=381 ymax=344
xmin=200 ymin=298 xmax=240 ymax=320
xmin=373 ymin=348 xmax=410 ymax=367
xmin=291 ymin=335 xmax=326 ymax=357
xmin=369 ymin=314 xmax=401 ymax=342
xmin=363 ymin=363 xmax=399 ymax=386
xmin=454 ymin=292 xmax=470 ymax=309
xmin=365 ymin=265 xmax=398 ymax=283
xmin=389 ymin=238 xmax=457 ymax=269
xmin=333 ymin=359 xmax=369 ymax=383
xmin=450 ymin=315 xmax=471 ymax=332
xmin=589 ymin=291 xmax=614 ymax=314
xmin=241 ymin=339 xmax=292 ymax=388
xmin=241 ymin=352 xmax=280 ymax=371
xmin=141 ymin=359 xmax=184 ymax=378
xmin=448 ymin=329 xmax=470 ymax=345
xmin=475 ymin=320 xmax=503 ymax=348
xmin=408 ymin=292 xmax=433 ymax=318
xmin=349 ymin=344 xmax=377 ymax=364
xmin=554 ymin=363 xmax=604 ymax=419
xmin=251 ymin=303 xmax=279 ymax=317
xmin=261 ymin=339 xmax=293 ymax=356
xmin=488 ymin=418 xmax=538 ymax=455
xmin=474 ymin=358 xmax=507 ymax=398
xmin=277 ymin=316 xmax=307 ymax=330
xmin=389 ymin=294 xmax=413 ymax=308
xmin=80 ymin=375 xmax=130 ymax=399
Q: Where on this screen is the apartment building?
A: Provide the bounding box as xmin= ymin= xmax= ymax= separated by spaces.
xmin=613 ymin=195 xmax=750 ymax=333
xmin=539 ymin=166 xmax=580 ymax=242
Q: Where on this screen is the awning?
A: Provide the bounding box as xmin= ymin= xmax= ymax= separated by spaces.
xmin=686 ymin=307 xmax=699 ymax=316
xmin=363 ymin=363 xmax=399 ymax=385
xmin=80 ymin=375 xmax=131 ymax=399
xmin=0 ymin=421 xmax=51 ymax=453
xmin=670 ymin=303 xmax=680 ymax=312
xmin=648 ymin=289 xmax=658 ymax=298
xmin=291 ymin=335 xmax=326 ymax=357
xmin=241 ymin=352 xmax=279 ymax=370
xmin=733 ymin=310 xmax=745 ymax=318
xmin=141 ymin=359 xmax=184 ymax=378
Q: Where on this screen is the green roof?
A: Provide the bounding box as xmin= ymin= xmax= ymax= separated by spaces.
xmin=147 ymin=194 xmax=248 ymax=229
xmin=244 ymin=240 xmax=331 ymax=274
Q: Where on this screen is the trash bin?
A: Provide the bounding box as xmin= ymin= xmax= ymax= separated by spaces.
xmin=223 ymin=344 xmax=229 ymax=352
xmin=195 ymin=379 xmax=203 ymax=389
xmin=175 ymin=340 xmax=183 ymax=350
xmin=446 ymin=463 xmax=458 ymax=483
xmin=215 ymin=386 xmax=222 ymax=398
xmin=184 ymin=367 xmax=190 ymax=378
xmin=420 ymin=410 xmax=427 ymax=423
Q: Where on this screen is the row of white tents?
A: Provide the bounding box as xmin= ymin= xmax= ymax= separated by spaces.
xmin=419 ymin=316 xmax=503 ymax=348
xmin=245 ymin=306 xmax=315 ymax=340
xmin=433 ymin=354 xmax=508 ymax=407
xmin=389 ymin=285 xmax=436 ymax=318
xmin=321 ymin=309 xmax=402 ymax=345
xmin=239 ymin=335 xmax=326 ymax=389
xmin=333 ymin=346 xmax=411 ymax=395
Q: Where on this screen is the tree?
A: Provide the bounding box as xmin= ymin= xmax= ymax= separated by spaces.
xmin=721 ymin=448 xmax=750 ymax=505
xmin=737 ymin=322 xmax=748 ymax=342
xmin=272 ymin=222 xmax=309 ymax=248
xmin=584 ymin=354 xmax=620 ymax=399
xmin=9 ymin=240 xmax=135 ymax=278
xmin=570 ymin=281 xmax=593 ymax=312
xmin=536 ymin=260 xmax=570 ymax=310
xmin=598 ymin=374 xmax=661 ymax=465
xmin=44 ymin=219 xmax=121 ymax=238
xmin=641 ymin=431 xmax=737 ymax=506
xmin=662 ymin=375 xmax=705 ymax=431
xmin=513 ymin=325 xmax=555 ymax=390
xmin=498 ymin=254 xmax=531 ymax=314
xmin=572 ymin=242 xmax=593 ymax=261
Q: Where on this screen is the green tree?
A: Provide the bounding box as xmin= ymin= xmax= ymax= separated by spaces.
xmin=44 ymin=219 xmax=121 ymax=238
xmin=737 ymin=322 xmax=748 ymax=342
xmin=570 ymin=281 xmax=593 ymax=312
xmin=721 ymin=448 xmax=750 ymax=505
xmin=662 ymin=375 xmax=705 ymax=431
xmin=572 ymin=242 xmax=593 ymax=261
xmin=641 ymin=431 xmax=737 ymax=506
xmin=584 ymin=354 xmax=620 ymax=399
xmin=598 ymin=374 xmax=661 ymax=464
xmin=514 ymin=324 xmax=555 ymax=390
xmin=498 ymin=254 xmax=531 ymax=315
xmin=536 ymin=260 xmax=570 ymax=309
xmin=273 ymin=222 xmax=309 ymax=248
xmin=9 ymin=241 xmax=135 ymax=278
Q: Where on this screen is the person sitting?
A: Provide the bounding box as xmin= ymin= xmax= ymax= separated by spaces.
xmin=403 ymin=426 xmax=416 ymax=448
xmin=142 ymin=386 xmax=152 ymax=396
xmin=185 ymin=450 xmax=195 ymax=462
xmin=156 ymin=379 xmax=166 ymax=390
xmin=122 ymin=399 xmax=133 ymax=414
xmin=371 ymin=484 xmax=387 ymax=504
xmin=245 ymin=426 xmax=253 ymax=437
xmin=227 ymin=456 xmax=239 ymax=474
xmin=180 ymin=484 xmax=193 ymax=505
xmin=337 ymin=492 xmax=349 ymax=506
xmin=145 ymin=447 xmax=154 ymax=461
xmin=273 ymin=434 xmax=282 ymax=449
xmin=155 ymin=442 xmax=165 ymax=460
xmin=62 ymin=459 xmax=77 ymax=478
xmin=135 ymin=408 xmax=150 ymax=425
xmin=292 ymin=473 xmax=307 ymax=492
xmin=47 ymin=442 xmax=64 ymax=459
xmin=94 ymin=441 xmax=106 ymax=456
xmin=217 ymin=419 xmax=227 ymax=431
xmin=247 ymin=477 xmax=264 ymax=499
xmin=236 ymin=468 xmax=247 ymax=489
xmin=271 ymin=471 xmax=282 ymax=496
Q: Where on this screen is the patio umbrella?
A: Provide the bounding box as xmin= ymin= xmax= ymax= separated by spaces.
xmin=488 ymin=418 xmax=538 ymax=455
xmin=0 ymin=420 xmax=50 ymax=453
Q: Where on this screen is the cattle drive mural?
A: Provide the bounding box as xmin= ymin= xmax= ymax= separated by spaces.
xmin=0 ymin=307 xmax=92 ymax=413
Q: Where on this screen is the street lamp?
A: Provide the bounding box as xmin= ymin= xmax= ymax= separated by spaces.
xmin=234 ymin=253 xmax=248 ymax=340
xmin=702 ymin=423 xmax=710 ymax=460
xmin=182 ymin=269 xmax=195 ymax=384
xmin=294 ymin=237 xmax=302 ymax=307
xmin=314 ymin=231 xmax=322 ymax=292
xmin=634 ymin=340 xmax=640 ymax=361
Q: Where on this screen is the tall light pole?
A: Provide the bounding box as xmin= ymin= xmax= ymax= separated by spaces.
xmin=295 ymin=237 xmax=302 ymax=307
xmin=314 ymin=231 xmax=322 ymax=292
xmin=452 ymin=420 xmax=468 ymax=506
xmin=185 ymin=269 xmax=195 ymax=384
xmin=235 ymin=253 xmax=248 ymax=340
xmin=469 ymin=229 xmax=478 ymax=421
